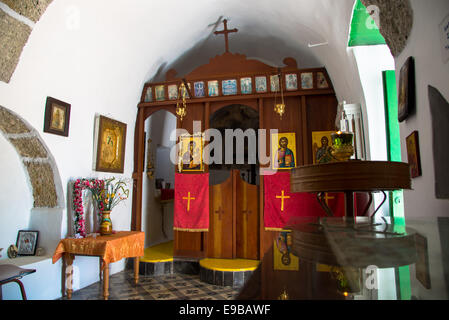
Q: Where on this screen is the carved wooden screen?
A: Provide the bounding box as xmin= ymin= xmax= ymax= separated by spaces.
xmin=132 ymin=52 xmax=338 ymax=261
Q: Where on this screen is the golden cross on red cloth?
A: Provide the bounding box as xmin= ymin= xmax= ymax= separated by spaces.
xmin=323 ymin=193 xmax=335 ymax=205
xmin=214 ymin=19 xmax=238 ymax=53
xmin=182 ymin=192 xmax=196 ymax=211
xmin=276 ymin=190 xmax=291 ymax=212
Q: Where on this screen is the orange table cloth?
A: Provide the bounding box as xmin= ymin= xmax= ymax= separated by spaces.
xmin=52 ymin=231 xmax=144 ymax=267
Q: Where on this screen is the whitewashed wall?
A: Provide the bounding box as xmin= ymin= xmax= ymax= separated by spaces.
xmin=397 ymin=0 xmax=449 ymax=219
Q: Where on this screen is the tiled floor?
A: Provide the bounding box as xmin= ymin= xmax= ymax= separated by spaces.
xmin=62 ymin=269 xmax=240 ymax=300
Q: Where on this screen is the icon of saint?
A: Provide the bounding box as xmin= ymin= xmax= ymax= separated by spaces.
xmin=182 ymin=140 xmax=201 ymax=170
xmin=277 ymin=137 xmax=295 ymax=168
xmin=315 ymin=136 xmax=335 ymax=164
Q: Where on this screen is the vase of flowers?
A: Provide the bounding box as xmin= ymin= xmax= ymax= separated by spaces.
xmin=99 ymin=210 xmax=113 ymax=235
xmin=97 ymin=178 xmax=130 ymax=236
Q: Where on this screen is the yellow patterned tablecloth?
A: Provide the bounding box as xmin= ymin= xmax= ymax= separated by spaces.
xmin=52 ymin=231 xmax=144 ymax=267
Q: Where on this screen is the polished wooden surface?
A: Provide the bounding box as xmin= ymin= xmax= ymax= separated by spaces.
xmin=208 ymin=172 xmax=234 ymax=258
xmin=236 ymin=171 xmax=259 ymax=260
xmin=291 ymin=161 xmax=412 ymax=193
xmin=207 ymin=170 xmax=259 ymax=259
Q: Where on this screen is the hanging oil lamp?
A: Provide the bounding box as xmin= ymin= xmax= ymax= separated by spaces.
xmin=176 ymin=82 xmax=188 ymax=122
xmin=274 ymin=71 xmax=286 ymax=119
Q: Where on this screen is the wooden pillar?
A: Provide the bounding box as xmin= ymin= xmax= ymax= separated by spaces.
xmin=258 ymin=98 xmax=264 ymax=260
xmin=131 ymin=108 xmax=145 ymax=231
xmin=301 ymin=96 xmax=309 ymax=165
xmin=203 ymin=102 xmax=210 ymax=254
xmin=232 ymin=170 xmax=237 ymax=258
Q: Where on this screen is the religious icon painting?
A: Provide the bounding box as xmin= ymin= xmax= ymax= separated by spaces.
xmin=155 ymin=85 xmax=165 ymax=101
xmin=194 ymin=81 xmax=205 ymax=98
xmin=285 ymin=74 xmax=298 ymax=91
xmin=179 ymin=134 xmax=204 ymax=172
xmin=406 ymin=130 xmax=422 ymax=178
xmin=94 ymin=115 xmax=127 ymax=173
xmin=273 ymin=232 xmax=299 ymax=271
xmin=208 ymin=80 xmax=219 ymax=97
xmin=16 ymin=230 xmax=39 ymax=256
xmin=43 ymin=96 xmax=71 ymax=137
xmin=301 ymin=72 xmax=314 ymax=89
xmin=270 ymin=75 xmax=280 ymax=92
xmin=168 ymin=84 xmax=178 ymax=100
xmin=312 ymin=131 xmax=335 ymax=164
xmin=271 ymin=132 xmax=297 ymax=170
xmin=255 ymin=76 xmax=267 ymax=93
xmin=144 ymin=86 xmax=153 ymax=102
xmin=398 ymin=57 xmax=415 ymax=122
xmin=222 ymin=79 xmax=237 ymax=96
xmin=317 ymin=72 xmax=329 ymax=89
xmin=240 ymin=77 xmax=252 ymax=94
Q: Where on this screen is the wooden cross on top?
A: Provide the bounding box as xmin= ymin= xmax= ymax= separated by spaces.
xmin=214 ymin=19 xmax=238 ymax=53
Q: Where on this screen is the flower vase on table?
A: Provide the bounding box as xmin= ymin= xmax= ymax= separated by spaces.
xmin=100 ymin=210 xmax=113 ymax=235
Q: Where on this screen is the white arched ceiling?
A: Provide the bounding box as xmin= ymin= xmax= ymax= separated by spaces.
xmin=139 ymin=0 xmax=364 ymax=104
xmin=19 ymin=0 xmax=364 ymax=98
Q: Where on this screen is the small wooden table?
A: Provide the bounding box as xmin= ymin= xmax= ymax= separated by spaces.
xmin=52 ymin=231 xmax=144 ymax=300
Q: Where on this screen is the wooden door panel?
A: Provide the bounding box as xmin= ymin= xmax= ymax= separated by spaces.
xmin=207 ymin=174 xmax=234 ymax=258
xmin=235 ymin=171 xmax=259 ymax=260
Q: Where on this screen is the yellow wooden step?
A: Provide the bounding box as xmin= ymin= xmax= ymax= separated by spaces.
xmin=200 ymin=258 xmax=260 ymax=272
xmin=140 ymin=241 xmax=174 ymax=263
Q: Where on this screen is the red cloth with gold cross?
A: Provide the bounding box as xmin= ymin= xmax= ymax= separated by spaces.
xmin=264 ymin=171 xmax=346 ymax=231
xmin=174 ymin=173 xmax=209 ymax=232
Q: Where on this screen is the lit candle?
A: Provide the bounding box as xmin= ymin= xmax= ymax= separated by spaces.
xmin=331 ymin=131 xmax=354 ymax=162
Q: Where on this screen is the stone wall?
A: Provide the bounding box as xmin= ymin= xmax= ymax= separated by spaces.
xmin=1 ymin=0 xmax=53 ymax=22
xmin=0 ymin=0 xmax=53 ymax=83
xmin=361 ymin=0 xmax=414 ymax=57
xmin=0 ymin=105 xmax=58 ymax=208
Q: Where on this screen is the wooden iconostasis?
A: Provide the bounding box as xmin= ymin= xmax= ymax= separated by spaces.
xmin=132 ymin=53 xmax=338 ymax=261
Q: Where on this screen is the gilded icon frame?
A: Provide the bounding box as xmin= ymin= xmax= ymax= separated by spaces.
xmin=179 ymin=133 xmax=204 ymax=173
xmin=94 ymin=115 xmax=127 ymax=173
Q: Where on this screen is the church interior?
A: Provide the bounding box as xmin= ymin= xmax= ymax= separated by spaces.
xmin=1 ymin=0 xmax=449 ymax=302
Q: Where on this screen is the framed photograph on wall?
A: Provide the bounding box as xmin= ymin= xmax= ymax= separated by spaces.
xmin=398 ymin=57 xmax=415 ymax=122
xmin=43 ymin=96 xmax=71 ymax=137
xmin=16 ymin=230 xmax=39 ymax=256
xmin=406 ymin=131 xmax=422 ymax=178
xmin=271 ymin=132 xmax=297 ymax=170
xmin=94 ymin=115 xmax=127 ymax=173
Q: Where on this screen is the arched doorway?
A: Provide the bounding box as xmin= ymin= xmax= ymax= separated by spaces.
xmin=141 ymin=109 xmax=177 ymax=248
xmin=209 ymin=104 xmax=259 ymax=185
xmin=207 ymin=104 xmax=259 ymax=260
